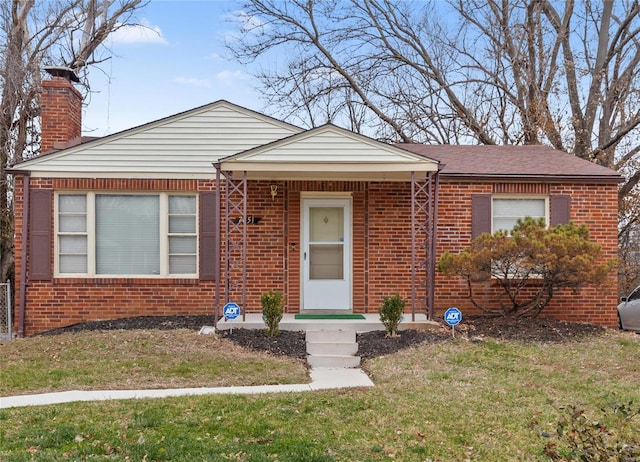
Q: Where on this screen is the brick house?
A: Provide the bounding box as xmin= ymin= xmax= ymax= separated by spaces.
xmin=8 ymin=70 xmax=622 ymax=336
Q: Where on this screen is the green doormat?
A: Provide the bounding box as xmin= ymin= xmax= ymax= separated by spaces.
xmin=294 ymin=314 xmax=366 ymax=320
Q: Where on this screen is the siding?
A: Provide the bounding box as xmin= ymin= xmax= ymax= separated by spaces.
xmin=240 ymin=128 xmax=434 ymax=164
xmin=21 ymin=102 xmax=302 ymax=178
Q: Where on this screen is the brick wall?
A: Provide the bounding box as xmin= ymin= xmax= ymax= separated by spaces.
xmin=14 ymin=177 xmax=619 ymax=335
xmin=22 ymin=279 xmax=216 ymax=333
xmin=367 ymin=182 xmax=417 ymax=310
xmin=433 ymin=181 xmax=619 ymax=327
xmin=14 ymin=178 xmax=218 ymax=335
xmin=236 ymin=182 xmax=286 ymax=310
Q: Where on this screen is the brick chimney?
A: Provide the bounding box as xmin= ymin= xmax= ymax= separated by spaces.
xmin=41 ymin=66 xmax=82 ymax=153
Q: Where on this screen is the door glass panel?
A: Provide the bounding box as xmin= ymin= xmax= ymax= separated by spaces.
xmin=310 ymin=244 xmax=343 ymax=279
xmin=309 ymin=206 xmax=344 ymax=280
xmin=310 ymin=207 xmax=343 ymax=242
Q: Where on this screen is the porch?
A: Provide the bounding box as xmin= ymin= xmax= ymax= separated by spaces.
xmin=213 ymin=124 xmax=441 ymax=326
xmin=212 ymin=312 xmax=440 ymax=333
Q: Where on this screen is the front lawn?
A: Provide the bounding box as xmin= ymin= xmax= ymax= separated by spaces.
xmin=1 ymin=327 xmax=639 ymax=460
xmin=0 ymin=329 xmax=308 ymax=395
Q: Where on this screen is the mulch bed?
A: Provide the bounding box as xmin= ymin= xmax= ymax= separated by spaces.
xmin=40 ymin=314 xmax=608 ymax=360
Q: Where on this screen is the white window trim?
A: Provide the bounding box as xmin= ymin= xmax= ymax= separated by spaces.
xmin=491 ymin=195 xmax=549 ymax=234
xmin=54 ymin=191 xmax=198 ymax=278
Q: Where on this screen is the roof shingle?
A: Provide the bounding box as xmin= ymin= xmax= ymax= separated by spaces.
xmin=397 ymin=144 xmax=622 ymax=182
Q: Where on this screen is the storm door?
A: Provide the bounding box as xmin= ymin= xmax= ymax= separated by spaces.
xmin=302 ymin=198 xmax=351 ymax=310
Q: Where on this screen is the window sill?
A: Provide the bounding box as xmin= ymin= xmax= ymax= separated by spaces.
xmin=52 ymin=277 xmax=200 ymax=285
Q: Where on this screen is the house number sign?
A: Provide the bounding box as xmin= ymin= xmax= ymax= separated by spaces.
xmin=232 ymin=216 xmax=262 ymax=224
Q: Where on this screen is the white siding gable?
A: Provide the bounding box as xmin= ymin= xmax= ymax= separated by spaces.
xmin=220 ymin=125 xmax=439 ymax=180
xmin=18 ymin=101 xmax=302 ymax=179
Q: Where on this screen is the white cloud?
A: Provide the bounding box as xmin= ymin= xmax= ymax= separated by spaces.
xmin=110 ymin=20 xmax=168 ymax=45
xmin=215 ymin=70 xmax=250 ymax=85
xmin=223 ymin=10 xmax=268 ymax=43
xmin=173 ymin=77 xmax=212 ymax=88
xmin=207 ymin=52 xmax=224 ymax=61
xmin=230 ymin=10 xmax=266 ymax=32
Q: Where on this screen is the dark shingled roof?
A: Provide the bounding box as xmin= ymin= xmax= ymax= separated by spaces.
xmin=397 ymin=144 xmax=623 ymax=183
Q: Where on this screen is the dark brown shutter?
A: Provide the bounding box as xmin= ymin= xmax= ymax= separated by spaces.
xmin=471 ymin=194 xmax=492 ymax=239
xmin=550 ymin=195 xmax=571 ymax=226
xmin=199 ymin=191 xmax=218 ymax=281
xmin=29 ymin=189 xmax=53 ymax=281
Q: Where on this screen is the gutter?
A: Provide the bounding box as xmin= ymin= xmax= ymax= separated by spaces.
xmin=438 ymin=173 xmax=625 ymax=184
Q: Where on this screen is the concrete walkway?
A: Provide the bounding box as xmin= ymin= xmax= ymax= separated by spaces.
xmin=0 ymin=367 xmax=374 ymax=409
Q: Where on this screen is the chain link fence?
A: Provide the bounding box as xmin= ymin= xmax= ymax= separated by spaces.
xmin=1 ymin=280 xmax=12 ymax=340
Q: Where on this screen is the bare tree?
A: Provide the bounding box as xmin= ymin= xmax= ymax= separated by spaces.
xmin=228 ymin=0 xmax=640 ymax=288
xmin=0 ymin=0 xmax=147 ymax=283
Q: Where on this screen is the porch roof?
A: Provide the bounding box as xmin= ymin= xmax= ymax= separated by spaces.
xmin=217 ymin=124 xmax=440 ymax=181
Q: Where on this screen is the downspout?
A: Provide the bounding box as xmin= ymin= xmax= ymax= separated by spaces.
xmin=213 ymin=163 xmax=221 ymax=327
xmin=18 ymin=174 xmax=30 ymax=337
xmin=242 ymin=171 xmax=247 ymax=322
xmin=411 ymin=171 xmax=417 ymax=321
xmin=429 ymin=169 xmax=440 ymax=320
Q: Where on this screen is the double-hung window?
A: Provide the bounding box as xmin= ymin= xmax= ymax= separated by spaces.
xmin=58 ymin=195 xmax=88 ymax=273
xmin=492 ymin=197 xmax=548 ymax=234
xmin=490 ymin=196 xmax=549 ymax=278
xmin=56 ymin=193 xmax=197 ymax=277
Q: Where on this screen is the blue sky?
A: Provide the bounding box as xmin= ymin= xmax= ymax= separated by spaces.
xmin=82 ymin=0 xmax=265 ymax=136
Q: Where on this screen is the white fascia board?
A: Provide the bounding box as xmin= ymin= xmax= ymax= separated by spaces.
xmin=26 ymin=170 xmax=216 ymax=179
xmin=220 ymin=161 xmax=439 ymax=172
xmin=223 ymin=170 xmax=431 ymax=181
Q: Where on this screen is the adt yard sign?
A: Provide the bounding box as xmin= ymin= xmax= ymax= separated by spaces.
xmin=444 ymin=307 xmax=462 ymax=326
xmin=223 ymin=302 xmax=241 ymax=320
xmin=444 ymin=307 xmax=462 ymax=338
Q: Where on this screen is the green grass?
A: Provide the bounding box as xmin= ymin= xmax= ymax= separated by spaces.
xmin=0 ymin=329 xmax=308 ymax=395
xmin=1 ymin=330 xmax=639 ymax=460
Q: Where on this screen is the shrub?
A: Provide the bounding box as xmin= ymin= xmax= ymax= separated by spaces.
xmin=261 ymin=290 xmax=285 ymax=337
xmin=540 ymin=402 xmax=640 ymax=461
xmin=379 ymin=294 xmax=405 ymax=337
xmin=438 ymin=218 xmax=614 ymax=317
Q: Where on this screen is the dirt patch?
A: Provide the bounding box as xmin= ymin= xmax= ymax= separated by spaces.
xmin=218 ymin=329 xmax=308 ymax=359
xmin=357 ymin=329 xmax=449 ymax=359
xmin=40 ymin=315 xmax=214 ymax=334
xmin=40 ymin=315 xmax=609 ymax=360
xmin=458 ymin=315 xmax=607 ymax=342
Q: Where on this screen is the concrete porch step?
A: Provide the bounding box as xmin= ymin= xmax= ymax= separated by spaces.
xmin=306 ymin=328 xmax=360 ymax=368
xmin=306 ymin=329 xmax=355 ymax=343
xmin=307 ymin=354 xmax=361 ymax=368
xmin=306 ymin=342 xmax=358 ymax=356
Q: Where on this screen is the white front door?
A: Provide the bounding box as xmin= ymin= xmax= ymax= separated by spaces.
xmin=302 ymin=197 xmax=351 ymax=310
